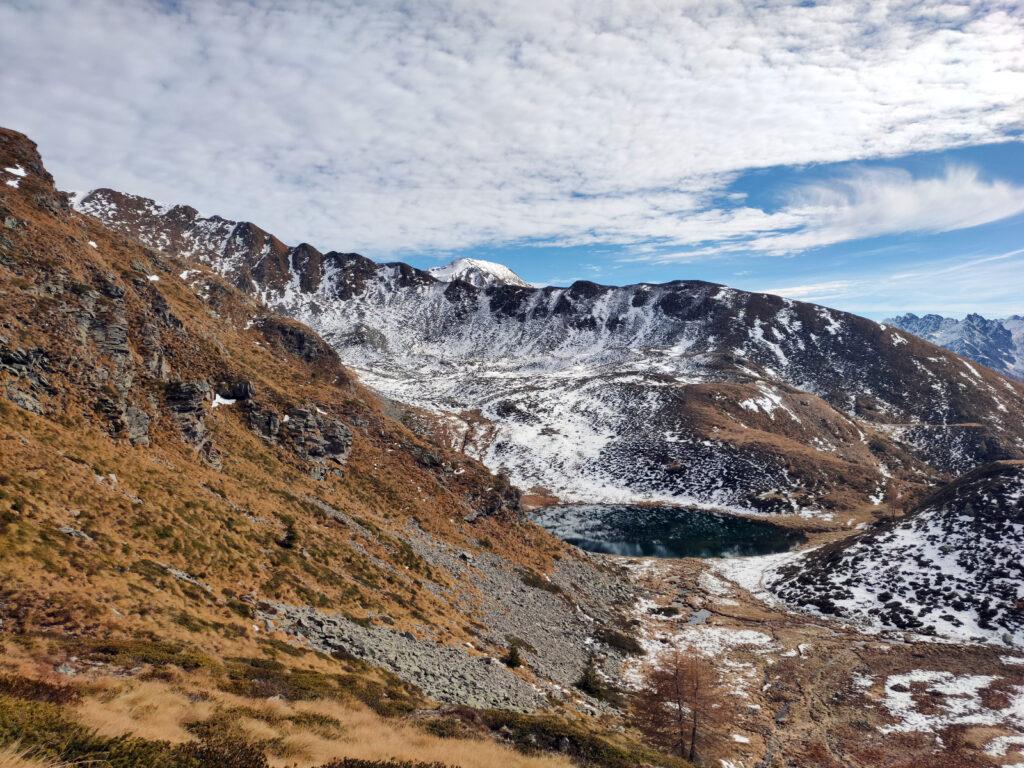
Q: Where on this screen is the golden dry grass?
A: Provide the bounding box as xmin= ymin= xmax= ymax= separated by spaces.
xmin=73 ymin=679 xmax=216 ymax=744
xmin=70 ymin=677 xmax=573 ymax=768
xmin=266 ymin=700 xmax=574 ymax=768
xmin=0 ymin=745 xmax=71 ymax=768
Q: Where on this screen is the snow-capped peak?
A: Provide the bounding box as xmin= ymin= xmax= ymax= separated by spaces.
xmin=428 ymin=258 xmax=530 ymax=288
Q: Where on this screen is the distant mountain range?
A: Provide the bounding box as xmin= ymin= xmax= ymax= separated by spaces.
xmin=887 ymin=313 xmax=1024 ymax=380
xmin=73 ymin=187 xmax=1024 ymax=518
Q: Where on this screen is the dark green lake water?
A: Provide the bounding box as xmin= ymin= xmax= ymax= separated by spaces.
xmin=530 ymin=504 xmax=805 ymax=558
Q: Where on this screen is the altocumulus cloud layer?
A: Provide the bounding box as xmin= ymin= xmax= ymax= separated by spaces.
xmin=1 ymin=0 xmax=1023 ymax=257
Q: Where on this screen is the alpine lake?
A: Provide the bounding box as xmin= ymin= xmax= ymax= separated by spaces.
xmin=530 ymin=503 xmax=805 ymax=558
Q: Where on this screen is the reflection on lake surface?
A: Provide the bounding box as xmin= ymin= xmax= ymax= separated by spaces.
xmin=531 ymin=504 xmax=805 ymax=558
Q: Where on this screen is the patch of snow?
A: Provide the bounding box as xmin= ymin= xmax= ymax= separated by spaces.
xmin=880 ymin=669 xmax=1024 ymax=735
xmin=147 ymin=274 xmax=160 ymax=282
xmin=853 ymin=673 xmax=874 ymax=689
xmin=212 ymin=394 xmax=236 ymax=407
xmin=988 ymin=734 xmax=1024 ymax=758
xmin=962 ymin=360 xmax=983 ymax=380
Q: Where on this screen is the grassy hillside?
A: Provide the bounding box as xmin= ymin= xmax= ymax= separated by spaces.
xmin=0 ymin=128 xmax=685 ymax=768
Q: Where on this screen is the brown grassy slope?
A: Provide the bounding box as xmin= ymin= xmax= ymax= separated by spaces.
xmin=0 ymin=125 xmax=572 ymax=641
xmin=0 ymin=125 xmax=591 ymax=683
xmin=0 ymin=125 xmax=689 ymax=768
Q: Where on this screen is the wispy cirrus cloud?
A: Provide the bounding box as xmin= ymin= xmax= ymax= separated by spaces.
xmin=742 ymin=165 xmax=1024 ymax=256
xmin=1 ymin=0 xmax=1022 ymax=257
xmin=631 ymin=164 xmax=1024 ymax=262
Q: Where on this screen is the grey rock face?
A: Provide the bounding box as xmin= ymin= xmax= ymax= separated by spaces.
xmin=261 ymin=316 xmax=338 ymax=365
xmin=217 ymin=379 xmax=256 ymax=401
xmin=164 ymin=380 xmax=218 ymax=465
xmin=96 ymin=396 xmax=151 ymax=446
xmin=1 ymin=340 xmax=53 ymax=414
xmin=243 ymin=401 xmax=281 ymax=442
xmin=281 ymin=405 xmax=352 ymax=477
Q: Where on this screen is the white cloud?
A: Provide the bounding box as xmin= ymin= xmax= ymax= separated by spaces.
xmin=1 ymin=0 xmax=1022 ymax=255
xmin=743 ymin=165 xmax=1024 ymax=255
xmin=754 ymin=249 xmax=1024 ymax=317
xmin=754 ymin=280 xmax=860 ymax=302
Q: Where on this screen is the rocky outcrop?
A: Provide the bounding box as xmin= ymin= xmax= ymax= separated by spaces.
xmin=216 ymin=378 xmax=256 ymax=401
xmin=0 ymin=338 xmax=53 ymax=415
xmin=281 ymin=405 xmax=352 ymax=479
xmin=96 ymin=396 xmax=151 ymax=446
xmin=242 ymin=401 xmax=282 ymax=443
xmin=164 ymin=380 xmax=217 ymax=465
xmin=239 ymin=396 xmax=351 ymax=478
xmin=259 ymin=315 xmax=345 ymax=372
xmin=464 ymin=472 xmax=523 ymax=521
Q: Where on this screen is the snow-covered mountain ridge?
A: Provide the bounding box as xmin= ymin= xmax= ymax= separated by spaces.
xmin=74 ymin=188 xmax=1024 ymax=514
xmin=888 ymin=312 xmax=1024 ymax=380
xmin=428 ymin=257 xmax=530 ymax=288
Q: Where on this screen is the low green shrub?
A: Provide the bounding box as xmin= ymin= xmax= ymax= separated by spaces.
xmin=0 ymin=673 xmax=80 ymax=704
xmin=479 ymin=710 xmax=689 ymax=768
xmin=73 ymin=637 xmax=214 ymax=671
xmin=218 ymin=657 xmax=422 ymax=717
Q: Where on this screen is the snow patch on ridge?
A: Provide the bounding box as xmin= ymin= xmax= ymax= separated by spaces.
xmin=428 ymin=257 xmax=530 ymax=288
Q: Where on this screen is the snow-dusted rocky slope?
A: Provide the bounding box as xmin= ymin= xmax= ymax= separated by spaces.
xmin=768 ymin=461 xmax=1024 ymax=646
xmin=74 ymin=188 xmax=1024 ymax=514
xmin=888 ymin=312 xmax=1024 ymax=380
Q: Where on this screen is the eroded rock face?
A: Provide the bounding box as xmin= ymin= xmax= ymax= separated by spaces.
xmin=164 ymin=380 xmax=218 ymax=465
xmin=261 ymin=316 xmax=337 ymax=365
xmin=465 ymin=473 xmax=522 ymax=521
xmin=243 ymin=401 xmax=281 ymax=442
xmin=281 ymin=405 xmax=352 ymax=478
xmin=96 ymin=396 xmax=151 ymax=446
xmin=0 ymin=338 xmax=53 ymax=415
xmin=217 ymin=379 xmax=256 ymax=401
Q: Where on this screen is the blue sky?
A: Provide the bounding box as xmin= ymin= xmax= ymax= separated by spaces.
xmin=2 ymin=0 xmax=1023 ymax=320
xmin=406 ymin=141 xmax=1024 ymax=319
